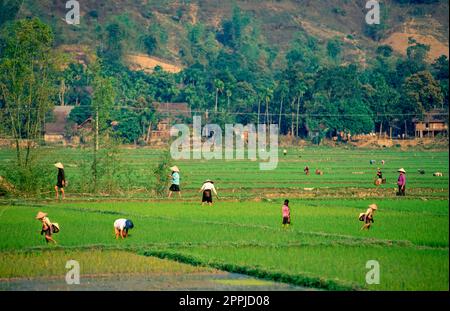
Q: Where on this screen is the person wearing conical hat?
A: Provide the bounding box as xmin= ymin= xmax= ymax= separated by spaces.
xmin=113 ymin=218 xmax=134 ymax=239
xmin=397 ymin=168 xmax=406 ymax=196
xmin=35 ymin=211 xmax=57 ymax=244
xmin=199 ymin=180 xmax=219 ymax=206
xmin=168 ymin=166 xmax=181 ymax=198
xmin=54 ymin=162 xmax=66 ymax=200
xmin=359 ymin=204 xmax=378 ymax=230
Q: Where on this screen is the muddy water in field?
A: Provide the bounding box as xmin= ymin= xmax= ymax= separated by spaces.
xmin=0 ymin=272 xmax=312 ymax=291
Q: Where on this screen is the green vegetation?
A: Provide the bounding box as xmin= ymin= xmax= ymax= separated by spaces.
xmin=0 ymin=198 xmax=447 ymax=290
xmin=0 ymin=147 xmax=447 ymax=197
xmin=0 ymin=249 xmax=216 ymax=278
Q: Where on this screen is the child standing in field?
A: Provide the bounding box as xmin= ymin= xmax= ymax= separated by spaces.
xmin=36 ymin=211 xmax=58 ymax=244
xmin=282 ymin=200 xmax=291 ymax=228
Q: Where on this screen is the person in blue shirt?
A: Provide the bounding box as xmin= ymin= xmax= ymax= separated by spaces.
xmin=168 ymin=166 xmax=181 ymax=198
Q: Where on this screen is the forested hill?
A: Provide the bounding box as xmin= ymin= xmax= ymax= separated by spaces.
xmin=0 ymin=0 xmax=449 ymax=143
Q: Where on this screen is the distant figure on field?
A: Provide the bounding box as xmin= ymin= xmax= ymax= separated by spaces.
xmin=374 ymin=168 xmax=385 ymax=186
xmin=370 ymin=160 xmax=376 ymax=165
xmin=282 ymin=199 xmax=291 ymax=228
xmin=114 ymin=218 xmax=134 ymax=239
xmin=418 ymin=169 xmax=426 ymax=175
xmin=168 ymin=166 xmax=181 ymax=198
xmin=397 ymin=168 xmax=406 ymax=196
xmin=381 ymin=160 xmax=385 ymax=165
xmin=283 ymin=149 xmax=287 ymax=156
xmin=359 ymin=204 xmax=377 ymax=230
xmin=199 ymin=180 xmax=219 ymax=206
xmin=433 ymin=172 xmax=443 ymax=177
xmin=304 ymin=166 xmax=310 ymax=175
xmin=54 ymin=162 xmax=66 ymax=200
xmin=315 ymin=169 xmax=323 ymax=175
xmin=36 ymin=211 xmax=58 ymax=244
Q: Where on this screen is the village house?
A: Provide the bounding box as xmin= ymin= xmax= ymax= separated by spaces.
xmin=413 ymin=109 xmax=448 ymax=138
xmin=148 ymin=102 xmax=191 ymax=144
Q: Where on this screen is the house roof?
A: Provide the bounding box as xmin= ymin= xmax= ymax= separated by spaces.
xmin=152 ymin=102 xmax=191 ymax=118
xmin=412 ymin=109 xmax=449 ymax=123
xmin=44 ymin=106 xmax=74 ymax=134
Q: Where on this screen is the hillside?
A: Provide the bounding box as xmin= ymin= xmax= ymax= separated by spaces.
xmin=13 ymin=0 xmax=449 ymax=67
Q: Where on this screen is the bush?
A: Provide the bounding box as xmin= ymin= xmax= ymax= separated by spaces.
xmin=0 ymin=161 xmax=54 ymax=196
xmin=152 ymin=150 xmax=171 ymax=197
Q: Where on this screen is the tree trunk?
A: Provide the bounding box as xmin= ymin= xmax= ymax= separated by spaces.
xmin=296 ymin=96 xmax=301 ymax=137
xmin=257 ymin=100 xmax=261 ymax=125
xmin=379 ymin=122 xmax=383 ymax=138
xmin=95 ymin=107 xmax=99 ymax=151
xmin=146 ymin=122 xmax=152 ymax=143
xmin=278 ymin=98 xmax=283 ymax=131
xmin=215 ymin=89 xmax=218 ymax=112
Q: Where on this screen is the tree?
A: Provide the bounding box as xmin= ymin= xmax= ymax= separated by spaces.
xmin=143 ymin=34 xmax=158 ymax=55
xmin=214 ymin=79 xmax=224 ymax=112
xmin=0 ymin=0 xmax=22 ymax=28
xmin=327 ymin=38 xmax=342 ymax=62
xmin=403 ymin=71 xmax=444 ymax=113
xmin=0 ymin=18 xmax=57 ymax=167
xmin=90 ymin=64 xmax=116 ymax=190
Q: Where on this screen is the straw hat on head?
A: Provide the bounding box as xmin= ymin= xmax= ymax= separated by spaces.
xmin=54 ymin=162 xmax=64 ymax=169
xmin=398 ymin=168 xmax=406 ymax=173
xmin=35 ymin=211 xmax=47 ymax=219
xmin=170 ymin=166 xmax=180 ymax=172
xmin=368 ymin=204 xmax=378 ymax=210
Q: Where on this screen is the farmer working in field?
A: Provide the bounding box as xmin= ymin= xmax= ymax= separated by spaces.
xmin=359 ymin=204 xmax=377 ymax=230
xmin=282 ymin=199 xmax=291 ymax=228
xmin=199 ymin=180 xmax=219 ymax=206
xmin=374 ymin=168 xmax=384 ymax=186
xmin=397 ymin=168 xmax=406 ymax=196
xmin=114 ymin=218 xmax=134 ymax=239
xmin=36 ymin=211 xmax=58 ymax=244
xmin=54 ymin=162 xmax=66 ymax=200
xmin=168 ymin=166 xmax=181 ymax=198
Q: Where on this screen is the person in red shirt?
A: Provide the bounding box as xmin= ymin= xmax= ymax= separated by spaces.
xmin=282 ymin=199 xmax=291 ymax=228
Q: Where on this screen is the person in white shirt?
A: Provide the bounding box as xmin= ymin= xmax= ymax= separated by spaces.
xmin=199 ymin=180 xmax=219 ymax=206
xmin=113 ymin=218 xmax=134 ymax=239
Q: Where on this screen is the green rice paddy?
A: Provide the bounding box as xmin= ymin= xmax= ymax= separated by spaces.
xmin=0 ymin=146 xmax=448 ymax=290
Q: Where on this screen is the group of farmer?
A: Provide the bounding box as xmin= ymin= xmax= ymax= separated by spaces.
xmin=40 ymin=159 xmax=410 ymax=244
xmin=167 ymin=165 xmax=219 ymax=205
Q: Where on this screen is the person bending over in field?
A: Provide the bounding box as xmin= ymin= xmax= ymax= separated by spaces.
xmin=282 ymin=200 xmax=291 ymax=228
xmin=54 ymin=162 xmax=66 ymax=200
xmin=36 ymin=211 xmax=58 ymax=244
xmin=199 ymin=180 xmax=219 ymax=206
xmin=359 ymin=204 xmax=377 ymax=230
xmin=114 ymin=218 xmax=134 ymax=239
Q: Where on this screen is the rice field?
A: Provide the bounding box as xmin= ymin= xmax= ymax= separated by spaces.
xmin=0 ymin=146 xmax=448 ymax=291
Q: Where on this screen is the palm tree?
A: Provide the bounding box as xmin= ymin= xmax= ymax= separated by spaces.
xmin=214 ymin=79 xmax=224 ymax=112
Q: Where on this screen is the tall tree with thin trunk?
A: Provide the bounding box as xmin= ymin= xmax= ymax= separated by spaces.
xmin=0 ymin=18 xmax=58 ymax=167
xmin=90 ymin=64 xmax=116 ymax=190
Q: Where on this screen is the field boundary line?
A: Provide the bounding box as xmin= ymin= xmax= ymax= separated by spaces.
xmin=141 ymin=249 xmax=364 ymax=291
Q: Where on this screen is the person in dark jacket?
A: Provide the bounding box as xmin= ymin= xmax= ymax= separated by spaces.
xmin=54 ymin=162 xmax=66 ymax=200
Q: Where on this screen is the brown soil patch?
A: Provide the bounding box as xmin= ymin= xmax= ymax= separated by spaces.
xmin=125 ymin=53 xmax=183 ymax=73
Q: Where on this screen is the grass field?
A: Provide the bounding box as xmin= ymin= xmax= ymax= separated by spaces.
xmin=0 ymin=146 xmax=448 ymax=291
